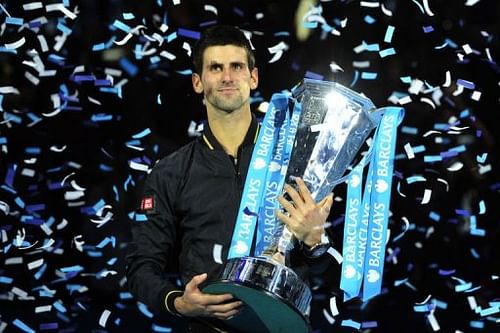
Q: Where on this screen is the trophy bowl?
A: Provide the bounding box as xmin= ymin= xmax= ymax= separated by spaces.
xmin=203 ymin=256 xmax=311 ymax=333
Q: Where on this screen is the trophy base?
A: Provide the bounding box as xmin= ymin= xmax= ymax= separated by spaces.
xmin=203 ymin=256 xmax=312 ymax=333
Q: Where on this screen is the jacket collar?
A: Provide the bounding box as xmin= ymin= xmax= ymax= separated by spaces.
xmin=202 ymin=113 xmax=260 ymax=152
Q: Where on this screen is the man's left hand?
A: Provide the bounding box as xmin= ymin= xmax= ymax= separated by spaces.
xmin=276 ymin=177 xmax=333 ymax=247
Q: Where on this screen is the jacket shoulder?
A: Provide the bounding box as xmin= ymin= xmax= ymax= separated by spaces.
xmin=150 ymin=139 xmax=200 ymax=175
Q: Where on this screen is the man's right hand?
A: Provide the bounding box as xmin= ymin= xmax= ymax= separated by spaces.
xmin=174 ymin=273 xmax=243 ymax=320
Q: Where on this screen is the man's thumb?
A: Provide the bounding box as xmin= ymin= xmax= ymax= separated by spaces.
xmin=186 ymin=273 xmax=207 ymax=291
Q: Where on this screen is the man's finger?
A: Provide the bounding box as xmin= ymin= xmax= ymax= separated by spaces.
xmin=207 ymin=301 xmax=243 ymax=314
xmin=215 ymin=308 xmax=241 ymax=320
xmin=277 ymin=195 xmax=297 ymax=215
xmin=199 ymin=293 xmax=235 ymax=306
xmin=321 ymin=193 xmax=334 ymax=213
xmin=283 ymin=184 xmax=304 ymax=210
xmin=295 ymin=178 xmax=314 ymax=205
xmin=185 ymin=273 xmax=207 ymax=292
xmin=275 ymin=209 xmax=292 ymax=225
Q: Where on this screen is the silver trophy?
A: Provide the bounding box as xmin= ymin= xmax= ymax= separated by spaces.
xmin=204 ymin=79 xmax=381 ymax=333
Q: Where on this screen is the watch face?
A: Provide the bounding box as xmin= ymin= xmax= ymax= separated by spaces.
xmin=307 ymin=243 xmax=330 ymax=258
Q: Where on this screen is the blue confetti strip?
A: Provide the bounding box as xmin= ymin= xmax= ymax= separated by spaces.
xmin=177 ymin=28 xmax=200 ymax=39
xmin=138 ymin=302 xmax=154 ymax=318
xmin=6 ymin=17 xmax=24 ymax=26
xmin=341 ymin=319 xmax=361 ymax=329
xmin=384 ymin=25 xmax=395 ymax=43
xmin=423 ymin=25 xmax=434 ymax=33
xmin=304 ymin=71 xmax=324 ymax=80
xmin=152 ymin=324 xmax=172 ymax=332
xmin=364 ymin=15 xmax=376 ymax=24
xmin=379 ymin=48 xmax=396 ymax=58
xmin=112 ymin=19 xmax=131 ymax=33
xmin=361 ymin=72 xmax=378 ymax=80
xmin=13 ymin=319 xmax=35 ymax=333
xmin=457 ymin=79 xmax=475 ymax=89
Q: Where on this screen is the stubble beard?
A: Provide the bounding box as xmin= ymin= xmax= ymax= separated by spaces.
xmin=205 ymin=87 xmax=246 ymax=114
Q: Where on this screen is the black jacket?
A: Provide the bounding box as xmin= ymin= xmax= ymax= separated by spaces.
xmin=126 ymin=114 xmax=332 ymax=320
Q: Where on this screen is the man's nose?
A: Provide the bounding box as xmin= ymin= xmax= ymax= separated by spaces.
xmin=221 ymin=67 xmax=233 ymax=82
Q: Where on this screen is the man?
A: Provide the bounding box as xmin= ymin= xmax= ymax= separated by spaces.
xmin=126 ymin=25 xmax=333 ymax=332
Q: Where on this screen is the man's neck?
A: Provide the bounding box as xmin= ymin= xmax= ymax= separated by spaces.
xmin=207 ymin=107 xmax=252 ymax=157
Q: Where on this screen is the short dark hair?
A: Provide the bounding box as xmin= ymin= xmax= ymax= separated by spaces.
xmin=192 ymin=25 xmax=255 ymax=75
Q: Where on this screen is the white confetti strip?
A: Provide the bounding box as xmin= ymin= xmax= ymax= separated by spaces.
xmin=442 ymin=70 xmax=451 ymax=87
xmin=422 ymin=0 xmax=435 ymax=16
xmin=45 ymin=4 xmax=77 ymax=20
xmin=70 ymin=180 xmax=86 ymax=191
xmin=204 ymin=4 xmax=218 ymax=15
xmin=37 ymin=238 xmax=55 ymax=249
xmin=213 ymin=244 xmax=223 ymax=264
xmin=0 ymin=201 xmax=10 ymax=215
xmin=421 ymin=189 xmax=432 ymax=204
xmin=35 ymin=305 xmax=52 ymax=313
xmin=27 ymin=258 xmax=44 ymax=270
xmin=56 ymin=219 xmax=68 ymax=230
xmin=478 ymin=164 xmax=491 ymax=175
xmin=420 ymin=97 xmax=436 ymax=109
xmin=327 ymin=247 xmax=342 ymax=264
xmin=447 ymin=162 xmax=463 ymax=171
xmin=183 ymin=42 xmax=192 ymax=57
xmin=398 ymin=96 xmax=412 ymax=105
xmin=0 ymin=3 xmax=11 ymax=16
xmin=5 ymin=257 xmax=23 ymax=265
xmin=471 ymin=91 xmax=481 ymax=101
xmin=23 ymin=2 xmax=43 ymax=10
xmin=462 ymin=44 xmax=473 ymax=54
xmin=25 ymin=71 xmax=40 ymax=85
xmin=160 ymin=50 xmax=176 ymax=60
xmin=329 ymin=62 xmax=344 ymax=72
xmin=427 ymin=311 xmax=440 ymax=331
xmin=322 ymin=308 xmax=335 ymax=324
xmin=99 ymin=309 xmax=111 ymax=327
xmin=380 ymin=3 xmax=393 ymax=16
xmin=128 ymin=161 xmax=150 ymax=172
xmin=452 ymin=84 xmax=464 ymax=96
xmin=360 ymin=1 xmax=379 ymax=7
xmin=73 ymin=235 xmax=85 ymax=252
xmin=267 ymin=41 xmax=288 ymax=63
xmin=409 ymin=79 xmax=424 ymax=95
xmin=64 ymin=190 xmax=85 ymax=200
xmin=0 ymin=86 xmax=19 ymax=94
xmin=467 ymin=296 xmax=478 ymax=310
xmin=404 ymin=143 xmax=415 ymax=159
xmin=329 ymin=296 xmax=339 ymax=316
xmin=20 ymin=168 xmax=35 ymax=177
xmin=465 ymin=0 xmax=481 ymax=6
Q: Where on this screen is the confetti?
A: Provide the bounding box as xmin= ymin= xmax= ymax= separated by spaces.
xmin=212 ymin=244 xmax=223 ymax=264
xmin=98 ymin=309 xmax=111 ymax=327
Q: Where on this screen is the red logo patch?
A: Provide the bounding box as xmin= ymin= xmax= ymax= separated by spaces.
xmin=141 ymin=196 xmax=155 ymax=211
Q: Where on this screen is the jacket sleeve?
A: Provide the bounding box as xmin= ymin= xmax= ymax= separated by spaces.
xmin=125 ymin=161 xmax=183 ymax=316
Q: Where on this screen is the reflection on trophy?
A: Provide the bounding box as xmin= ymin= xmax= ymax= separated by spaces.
xmin=203 ymin=79 xmax=381 ymax=333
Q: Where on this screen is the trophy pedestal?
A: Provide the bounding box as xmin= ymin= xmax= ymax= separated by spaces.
xmin=203 ymin=257 xmax=311 ymax=333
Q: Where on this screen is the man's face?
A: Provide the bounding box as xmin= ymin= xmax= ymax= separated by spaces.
xmin=192 ymin=45 xmax=258 ymax=114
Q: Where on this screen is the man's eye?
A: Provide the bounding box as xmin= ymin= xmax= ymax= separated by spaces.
xmin=210 ymin=65 xmax=222 ymax=71
xmin=233 ymin=64 xmax=243 ymax=70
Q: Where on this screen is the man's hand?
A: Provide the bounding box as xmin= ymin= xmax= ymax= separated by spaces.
xmin=174 ymin=273 xmax=242 ymax=320
xmin=276 ymin=177 xmax=333 ymax=246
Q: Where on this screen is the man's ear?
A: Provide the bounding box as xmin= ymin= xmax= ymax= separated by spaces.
xmin=250 ymin=67 xmax=259 ymax=90
xmin=192 ymin=73 xmax=203 ymax=94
